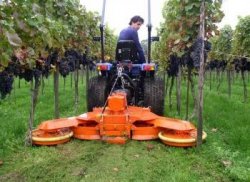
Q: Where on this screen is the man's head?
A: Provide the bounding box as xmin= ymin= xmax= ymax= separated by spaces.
xmin=129 ymin=15 xmax=144 ymax=31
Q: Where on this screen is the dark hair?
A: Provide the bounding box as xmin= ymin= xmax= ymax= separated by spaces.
xmin=129 ymin=16 xmax=144 ymax=25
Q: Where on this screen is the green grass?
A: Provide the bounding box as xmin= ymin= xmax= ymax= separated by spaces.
xmin=0 ymin=72 xmax=250 ymax=182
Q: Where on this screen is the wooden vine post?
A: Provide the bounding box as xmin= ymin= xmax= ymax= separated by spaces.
xmin=27 ymin=78 xmax=41 ymax=146
xmin=227 ymin=68 xmax=231 ymax=98
xmin=197 ymin=0 xmax=205 ymax=146
xmin=85 ymin=47 xmax=90 ymax=111
xmin=176 ymin=63 xmax=181 ymax=115
xmin=54 ymin=61 xmax=60 ymax=119
xmin=74 ymin=58 xmax=79 ymax=113
xmin=241 ymin=70 xmax=247 ymax=102
xmin=185 ymin=67 xmax=191 ymax=120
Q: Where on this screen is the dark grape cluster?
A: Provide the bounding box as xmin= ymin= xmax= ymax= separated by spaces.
xmin=71 ymin=49 xmax=97 ymax=71
xmin=206 ymin=60 xmax=218 ymax=70
xmin=205 ymin=41 xmax=212 ymax=52
xmin=0 ymin=48 xmax=98 ymax=93
xmin=81 ymin=53 xmax=87 ymax=66
xmin=58 ymin=49 xmax=87 ymax=77
xmin=0 ymin=55 xmax=42 ymax=99
xmin=206 ymin=60 xmax=227 ymax=71
xmin=65 ymin=49 xmax=80 ymax=59
xmin=65 ymin=49 xmax=81 ymax=69
xmin=88 ymin=60 xmax=96 ymax=71
xmin=204 ymin=41 xmax=212 ymax=62
xmin=167 ymin=55 xmax=180 ymax=77
xmin=41 ymin=57 xmax=51 ymax=78
xmin=180 ymin=52 xmax=193 ymax=68
xmin=218 ymin=60 xmax=227 ymax=71
xmin=233 ymin=58 xmax=250 ymax=72
xmin=190 ymin=37 xmax=211 ymax=68
xmin=47 ymin=51 xmax=59 ymax=66
xmin=67 ymin=56 xmax=76 ymax=71
xmin=190 ymin=37 xmax=203 ymax=68
xmin=206 ymin=58 xmax=250 ymax=72
xmin=5 ymin=56 xmax=22 ymax=76
xmin=0 ymin=70 xmax=14 ymax=99
xmin=33 ymin=68 xmax=42 ymax=81
xmin=19 ymin=69 xmax=33 ymax=82
xmin=59 ymin=58 xmax=71 ymax=77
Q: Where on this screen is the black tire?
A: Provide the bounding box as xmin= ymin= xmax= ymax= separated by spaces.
xmin=87 ymin=76 xmax=108 ymax=111
xmin=144 ymin=77 xmax=165 ymax=115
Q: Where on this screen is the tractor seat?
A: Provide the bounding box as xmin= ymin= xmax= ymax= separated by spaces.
xmin=115 ymin=40 xmax=138 ymax=63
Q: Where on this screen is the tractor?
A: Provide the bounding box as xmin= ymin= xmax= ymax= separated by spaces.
xmin=87 ymin=0 xmax=164 ymax=115
xmin=31 ymin=0 xmax=207 ymax=147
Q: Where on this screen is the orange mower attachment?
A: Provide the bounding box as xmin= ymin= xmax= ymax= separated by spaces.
xmin=32 ymin=92 xmax=207 ymax=147
xmin=32 ymin=128 xmax=73 ymax=146
xmin=32 ymin=118 xmax=78 ymax=145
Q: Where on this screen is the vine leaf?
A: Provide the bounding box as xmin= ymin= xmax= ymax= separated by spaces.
xmin=0 ymin=53 xmax=10 ymax=68
xmin=5 ymin=31 xmax=22 ymax=47
xmin=174 ymin=39 xmax=180 ymax=45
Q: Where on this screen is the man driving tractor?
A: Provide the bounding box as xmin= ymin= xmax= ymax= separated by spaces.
xmin=118 ymin=15 xmax=146 ymax=63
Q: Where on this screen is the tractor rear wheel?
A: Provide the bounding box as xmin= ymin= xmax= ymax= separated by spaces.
xmin=144 ymin=77 xmax=165 ymax=115
xmin=87 ymin=76 xmax=108 ymax=111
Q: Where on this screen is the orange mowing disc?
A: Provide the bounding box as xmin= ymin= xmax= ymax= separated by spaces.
xmin=32 ymin=128 xmax=73 ymax=146
xmin=158 ymin=130 xmax=207 ymax=147
xmin=132 ymin=121 xmax=159 ymax=140
xmin=72 ymin=122 xmax=100 ymax=140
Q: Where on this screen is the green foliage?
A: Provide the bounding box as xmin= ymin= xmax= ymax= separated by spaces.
xmin=86 ymin=24 xmax=117 ymax=61
xmin=141 ymin=39 xmax=148 ymax=57
xmin=152 ymin=0 xmax=224 ymax=64
xmin=0 ymin=0 xmax=117 ymax=71
xmin=209 ymin=25 xmax=233 ymax=61
xmin=232 ymin=15 xmax=250 ymax=57
xmin=104 ymin=25 xmax=118 ymax=61
xmin=152 ymin=25 xmax=170 ymax=68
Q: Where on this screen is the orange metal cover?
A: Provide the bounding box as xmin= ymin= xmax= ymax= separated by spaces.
xmin=154 ymin=117 xmax=196 ymax=131
xmin=108 ymin=94 xmax=126 ymax=111
xmin=103 ymin=115 xmax=127 ymax=124
xmin=38 ymin=117 xmax=79 ymax=131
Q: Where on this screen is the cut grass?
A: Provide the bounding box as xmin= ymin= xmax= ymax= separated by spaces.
xmin=0 ymin=140 xmax=233 ymax=182
xmin=0 ymin=72 xmax=249 ymax=181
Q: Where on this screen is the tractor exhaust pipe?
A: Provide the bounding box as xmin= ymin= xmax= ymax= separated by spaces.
xmin=100 ymin=0 xmax=106 ymax=63
xmin=147 ymin=0 xmax=152 ymax=63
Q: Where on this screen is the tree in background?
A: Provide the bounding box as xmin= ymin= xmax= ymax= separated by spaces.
xmin=104 ymin=25 xmax=118 ymax=61
xmin=208 ymin=25 xmax=233 ymax=95
xmin=153 ymin=0 xmax=224 ymax=118
xmin=232 ymin=15 xmax=250 ymax=102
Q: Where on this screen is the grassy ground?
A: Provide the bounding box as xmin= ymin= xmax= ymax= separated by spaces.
xmin=0 ymin=71 xmax=249 ymax=182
